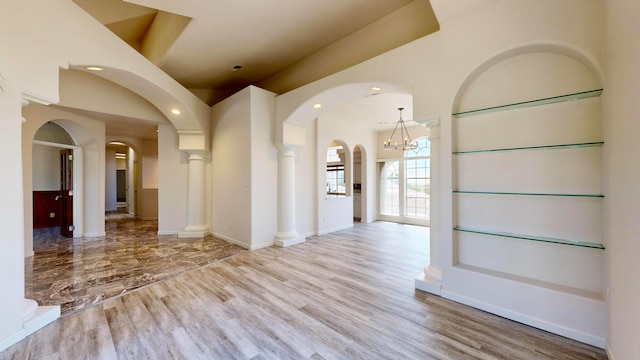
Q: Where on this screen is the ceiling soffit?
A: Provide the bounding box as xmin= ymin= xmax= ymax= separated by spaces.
xmin=74 ymin=0 xmax=440 ymax=105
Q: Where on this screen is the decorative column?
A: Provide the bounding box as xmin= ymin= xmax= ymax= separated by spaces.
xmin=274 ymin=145 xmax=304 ymax=247
xmin=179 ymin=151 xmax=209 ymax=238
xmin=415 ymin=119 xmax=442 ymax=295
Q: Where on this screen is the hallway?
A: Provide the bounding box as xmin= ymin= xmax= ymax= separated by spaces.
xmin=5 ymin=221 xmax=607 ymax=359
xmin=25 ymin=217 xmax=246 ymax=315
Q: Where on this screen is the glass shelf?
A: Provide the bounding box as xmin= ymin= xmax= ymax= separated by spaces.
xmin=453 ymin=227 xmax=605 ymax=250
xmin=453 ymin=141 xmax=603 ymax=155
xmin=452 ymin=89 xmax=603 ymax=117
xmin=453 ymin=190 xmax=604 ymax=198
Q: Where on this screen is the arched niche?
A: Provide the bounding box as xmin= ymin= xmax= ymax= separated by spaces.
xmin=448 ymin=43 xmax=606 ymax=344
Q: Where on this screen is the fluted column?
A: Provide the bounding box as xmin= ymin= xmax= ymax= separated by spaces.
xmin=179 ymin=151 xmax=209 ymax=238
xmin=274 ymin=145 xmax=304 ymax=247
xmin=415 ymin=119 xmax=442 ymax=295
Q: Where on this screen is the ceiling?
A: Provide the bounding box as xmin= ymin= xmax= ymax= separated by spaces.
xmin=71 ymin=0 xmax=439 ymax=137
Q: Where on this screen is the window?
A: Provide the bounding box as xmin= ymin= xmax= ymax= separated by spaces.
xmin=326 ymin=164 xmax=345 ymax=196
xmin=381 ymin=161 xmax=400 ymax=215
xmin=379 ymin=137 xmax=430 ymax=223
xmin=326 ymin=145 xmax=346 ymax=197
xmin=405 ymin=138 xmax=430 ymax=218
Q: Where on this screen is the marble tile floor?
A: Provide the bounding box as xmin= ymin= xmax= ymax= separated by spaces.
xmin=25 ymin=217 xmax=246 ymax=316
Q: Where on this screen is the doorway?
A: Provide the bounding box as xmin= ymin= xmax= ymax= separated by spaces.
xmin=32 ymin=122 xmax=79 ymax=238
xmin=106 ymin=142 xmax=136 ymax=216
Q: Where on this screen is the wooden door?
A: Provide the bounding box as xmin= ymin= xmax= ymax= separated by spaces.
xmin=60 ymin=149 xmax=74 ymax=237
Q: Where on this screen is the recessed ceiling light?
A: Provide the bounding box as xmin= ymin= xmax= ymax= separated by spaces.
xmin=85 ymin=66 xmax=103 ymax=71
xmin=171 ymin=108 xmax=181 ymax=115
xmin=371 ymin=86 xmax=381 ymax=91
xmin=313 ymin=103 xmax=322 ymax=109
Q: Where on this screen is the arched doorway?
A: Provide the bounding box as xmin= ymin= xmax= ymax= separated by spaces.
xmin=32 ymin=122 xmax=78 ymax=238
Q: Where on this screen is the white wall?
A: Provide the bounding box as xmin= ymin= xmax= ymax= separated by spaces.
xmin=315 ymin=112 xmax=378 ymax=234
xmin=158 ymin=124 xmax=188 ymax=234
xmin=603 ymin=0 xmax=640 ymax=358
xmin=211 ymin=88 xmax=253 ymax=248
xmin=23 ymin=104 xmax=106 ymax=243
xmin=0 ymin=88 xmax=26 ymax=345
xmin=249 ymin=87 xmax=278 ymax=249
xmin=210 ymin=86 xmax=278 ymax=249
xmin=138 ymin=140 xmax=158 ymax=220
xmin=275 ymin=0 xmax=607 ymax=347
xmin=32 ymin=144 xmax=60 ymax=190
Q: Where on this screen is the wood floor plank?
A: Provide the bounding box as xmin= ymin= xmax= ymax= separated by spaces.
xmin=1 ymin=222 xmax=608 ymax=360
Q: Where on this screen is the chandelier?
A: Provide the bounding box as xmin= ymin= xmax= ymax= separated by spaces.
xmin=383 ymin=107 xmax=417 ymax=151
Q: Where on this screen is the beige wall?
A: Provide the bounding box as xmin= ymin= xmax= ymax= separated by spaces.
xmin=603 ymin=0 xmax=640 ymax=358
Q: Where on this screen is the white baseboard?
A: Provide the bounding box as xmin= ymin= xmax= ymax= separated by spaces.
xmin=316 ymin=224 xmax=353 ymax=236
xmin=83 ymin=232 xmax=106 ymax=237
xmin=415 ymin=273 xmax=442 ymax=296
xmin=157 ymin=230 xmax=179 ymax=236
xmin=212 ymin=232 xmax=250 ymax=250
xmin=442 ymin=289 xmax=605 ymax=348
xmin=0 ymin=305 xmax=60 ymax=352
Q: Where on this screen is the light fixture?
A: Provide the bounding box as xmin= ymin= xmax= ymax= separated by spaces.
xmin=383 ymin=107 xmax=417 ymax=151
xmin=371 ymin=86 xmax=381 ymax=91
xmin=171 ymin=108 xmax=181 ymax=115
xmin=313 ymin=103 xmax=322 ymax=109
xmin=85 ymin=66 xmax=103 ymax=71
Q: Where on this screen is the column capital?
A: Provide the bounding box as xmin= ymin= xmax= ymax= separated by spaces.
xmin=184 ymin=149 xmax=209 ymax=161
xmin=177 ymin=130 xmax=206 ymax=151
xmin=277 ymin=144 xmax=299 ymax=158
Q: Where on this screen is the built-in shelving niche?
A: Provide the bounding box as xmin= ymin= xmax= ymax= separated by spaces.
xmin=452 ymin=88 xmax=605 ymax=298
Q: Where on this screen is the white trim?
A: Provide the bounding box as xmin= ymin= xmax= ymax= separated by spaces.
xmin=32 ymin=140 xmax=79 ymax=149
xmin=211 ymin=232 xmax=249 ymax=249
xmin=0 ymin=306 xmax=59 ymax=352
xmin=157 ymin=230 xmax=179 ymax=236
xmin=441 ymin=289 xmax=606 ymax=348
xmin=83 ymin=232 xmax=106 ymax=237
xmin=415 ymin=273 xmax=442 ymax=295
xmin=316 ymin=223 xmax=353 ymax=235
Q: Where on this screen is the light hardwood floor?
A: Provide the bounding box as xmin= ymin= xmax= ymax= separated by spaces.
xmin=2 ymin=222 xmax=607 ymax=359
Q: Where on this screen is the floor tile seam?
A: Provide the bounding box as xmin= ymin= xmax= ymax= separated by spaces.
xmin=58 ymin=248 xmax=249 ymax=318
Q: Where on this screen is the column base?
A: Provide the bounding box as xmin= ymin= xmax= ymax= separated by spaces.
xmin=415 ymin=265 xmax=442 ymax=295
xmin=274 ymin=232 xmax=305 ymax=247
xmin=178 ymin=225 xmax=209 ymax=238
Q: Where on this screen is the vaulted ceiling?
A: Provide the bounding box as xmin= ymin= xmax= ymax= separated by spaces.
xmin=73 ymin=0 xmax=439 ymax=107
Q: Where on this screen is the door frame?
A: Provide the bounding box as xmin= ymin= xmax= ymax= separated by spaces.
xmin=33 ymin=140 xmax=83 ymax=237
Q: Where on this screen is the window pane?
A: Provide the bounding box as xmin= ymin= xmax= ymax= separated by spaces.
xmin=405 ymin=138 xmax=430 ymax=219
xmin=381 ymin=161 xmax=399 ymax=215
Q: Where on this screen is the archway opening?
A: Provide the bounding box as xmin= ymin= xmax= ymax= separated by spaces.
xmin=32 ymin=122 xmax=78 ymax=238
